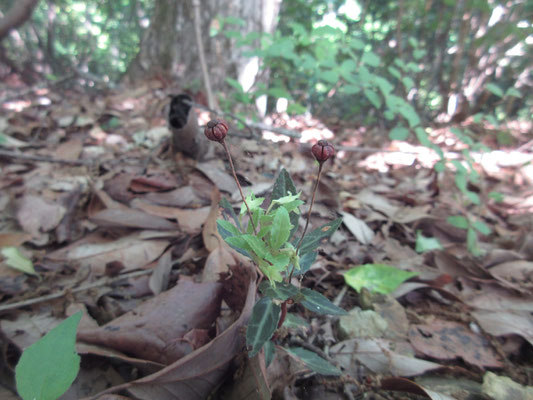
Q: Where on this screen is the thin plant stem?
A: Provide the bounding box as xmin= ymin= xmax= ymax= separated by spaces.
xmin=287 ymin=162 xmax=323 ymax=282
xmin=221 ymin=140 xmax=257 ymax=233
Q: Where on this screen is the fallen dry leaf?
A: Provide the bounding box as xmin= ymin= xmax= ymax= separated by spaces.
xmin=340 ymin=211 xmax=374 ymax=244
xmin=77 ymin=279 xmax=223 ymax=365
xmin=47 ymin=232 xmax=169 ymax=274
xmin=16 ymin=195 xmax=66 ymax=237
xmin=408 ymin=319 xmax=503 ymax=368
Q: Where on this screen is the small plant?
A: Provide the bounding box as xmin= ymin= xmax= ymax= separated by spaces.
xmin=206 ymin=121 xmax=346 ymax=374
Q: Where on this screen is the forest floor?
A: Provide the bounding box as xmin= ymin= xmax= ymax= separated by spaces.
xmin=1 ymin=79 xmax=533 ymax=400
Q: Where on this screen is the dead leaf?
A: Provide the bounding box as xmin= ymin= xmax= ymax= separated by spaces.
xmin=408 ymin=319 xmax=503 ymax=368
xmin=47 ymin=232 xmax=168 ymax=274
xmin=54 ymin=137 xmax=83 ymax=160
xmin=77 ymin=280 xmax=223 ymax=365
xmin=202 ymin=188 xmax=222 ymax=253
xmin=148 ymin=249 xmax=172 ymax=295
xmin=196 ymin=162 xmax=237 ymax=194
xmin=381 ymin=377 xmax=457 ymax=400
xmin=471 ymin=310 xmax=533 ymax=347
xmin=143 ymin=186 xmax=206 ymax=208
xmin=331 ymin=338 xmax=443 ymax=377
xmin=340 ymin=211 xmax=374 ymax=244
xmin=131 ymin=199 xmax=209 ymax=233
xmin=91 ymin=265 xmax=256 ymax=400
xmin=0 ymin=232 xmax=31 ymax=247
xmin=16 ymin=195 xmax=66 ymax=237
xmin=202 ymin=239 xmax=235 ymax=283
xmin=90 ymin=208 xmax=180 ymax=230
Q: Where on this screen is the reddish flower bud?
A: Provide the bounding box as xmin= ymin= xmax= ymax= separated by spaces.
xmin=204 ymin=119 xmax=229 ymax=142
xmin=312 ymin=140 xmax=335 ymax=163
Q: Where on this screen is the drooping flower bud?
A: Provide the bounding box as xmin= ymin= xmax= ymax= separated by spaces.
xmin=311 ymin=140 xmax=335 ymax=163
xmin=204 ymin=119 xmax=229 ymax=142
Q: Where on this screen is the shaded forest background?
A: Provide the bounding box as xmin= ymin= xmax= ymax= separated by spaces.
xmin=1 ymin=0 xmax=531 ymax=127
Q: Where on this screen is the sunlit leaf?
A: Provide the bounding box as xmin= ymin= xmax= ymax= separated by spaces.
xmin=1 ymin=247 xmax=37 ymax=276
xmin=344 ymin=264 xmax=418 ymax=294
xmin=415 ymin=231 xmax=443 ymax=253
xmin=16 ymin=312 xmax=82 ymax=400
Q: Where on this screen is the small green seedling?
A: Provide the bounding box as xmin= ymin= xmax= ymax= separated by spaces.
xmin=205 ymin=120 xmax=346 ymax=374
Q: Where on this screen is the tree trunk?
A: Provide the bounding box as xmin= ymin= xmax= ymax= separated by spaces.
xmin=0 ymin=0 xmax=40 ymax=42
xmin=125 ymin=0 xmax=280 ymax=95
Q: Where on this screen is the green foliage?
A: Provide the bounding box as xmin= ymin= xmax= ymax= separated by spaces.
xmin=15 ymin=312 xmax=83 ymax=400
xmin=415 ymin=231 xmax=443 ymax=253
xmin=219 ymin=169 xmax=344 ymax=363
xmin=344 ymin=264 xmax=418 ymax=294
xmin=246 ymin=297 xmax=280 ymax=358
xmin=285 ymin=347 xmax=341 ymax=376
xmin=1 ymin=247 xmax=37 ymax=276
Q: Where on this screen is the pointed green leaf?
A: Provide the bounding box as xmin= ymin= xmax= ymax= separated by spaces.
xmin=472 ymin=221 xmax=491 ymax=235
xmin=389 ymin=126 xmax=410 ymax=141
xmin=415 ymin=231 xmax=443 ymax=253
xmin=300 ymin=288 xmax=347 ymax=315
xmin=344 ymin=264 xmax=418 ymax=294
xmin=271 ymin=169 xmax=300 ymax=239
xmin=298 ymin=218 xmax=342 ymax=256
xmin=270 ymin=207 xmax=292 ymax=250
xmin=485 ymin=83 xmax=504 ymax=97
xmin=284 ymin=347 xmax=341 ymax=376
xmin=220 ymin=197 xmax=241 ymax=230
xmin=361 ymin=51 xmax=380 ymax=67
xmin=217 ymin=219 xmax=241 ymax=236
xmin=264 ymin=340 xmax=276 ymax=368
xmin=272 ymin=168 xmax=297 ymax=201
xmin=293 ymin=251 xmax=317 ymax=275
xmin=364 ymin=89 xmax=381 ymax=108
xmin=259 ymin=281 xmax=299 ymax=301
xmin=447 ymin=215 xmax=469 ymax=230
xmin=246 ymin=298 xmax=281 ymax=357
xmin=241 ymin=234 xmax=268 ymax=258
xmin=16 ymin=312 xmax=82 ymax=400
xmin=1 ymin=247 xmax=37 ymax=276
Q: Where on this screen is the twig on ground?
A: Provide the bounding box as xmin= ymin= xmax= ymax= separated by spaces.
xmin=0 ymin=269 xmax=152 ymax=312
xmin=0 ymin=149 xmax=95 ymax=165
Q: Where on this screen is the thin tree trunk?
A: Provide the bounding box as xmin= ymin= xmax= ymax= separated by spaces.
xmin=0 ymin=0 xmax=40 ymax=41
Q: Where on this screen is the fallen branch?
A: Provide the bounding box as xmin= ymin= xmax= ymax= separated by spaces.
xmin=0 ymin=269 xmax=152 ymax=312
xmin=0 ymin=149 xmax=95 ymax=165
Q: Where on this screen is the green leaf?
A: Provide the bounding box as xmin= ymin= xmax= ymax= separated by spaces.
xmin=293 ymin=251 xmax=317 ymax=275
xmin=364 ymin=89 xmax=381 ymax=108
xmin=349 ymin=38 xmax=365 ymax=50
xmin=283 ymin=313 xmax=310 ymax=329
xmin=361 ymin=51 xmax=380 ymax=67
xmin=259 ymin=281 xmax=299 ymax=301
xmin=220 ymin=197 xmax=241 ymax=230
xmin=465 ymin=190 xmax=480 ymax=205
xmin=387 ymin=66 xmax=402 ymax=80
xmin=1 ymin=247 xmax=37 ymax=276
xmin=434 ymin=161 xmax=446 ymax=173
xmin=241 ymin=235 xmax=268 ymax=258
xmin=270 ymin=207 xmax=292 ymax=250
xmin=246 ymin=298 xmax=281 ymax=357
xmin=415 ymin=231 xmax=443 ymax=253
xmin=414 ymin=127 xmax=431 ymax=146
xmin=300 ymin=288 xmax=347 ymax=315
xmin=486 ymin=83 xmax=504 ymax=98
xmin=389 ymin=126 xmax=409 ymax=140
xmin=488 ymin=191 xmax=504 ymax=203
xmin=467 ymin=227 xmax=483 ymax=257
xmin=505 ymin=87 xmax=521 ymax=98
xmin=240 ymin=193 xmax=264 ymax=215
xmin=472 ymin=221 xmax=491 ymax=235
xmin=298 ymin=218 xmax=342 ymax=256
xmin=401 ymin=76 xmax=415 ymax=90
xmin=284 ymin=347 xmax=341 ymax=376
xmin=226 ymin=77 xmax=244 ymax=93
xmin=272 ymin=169 xmax=297 ymax=201
xmin=447 ymin=215 xmax=469 ymax=229
xmin=343 ymin=264 xmax=418 ymax=294
xmin=264 ymin=340 xmax=275 ymax=368
xmin=224 ymin=236 xmax=253 ymax=257
xmin=16 ymin=312 xmax=82 ymax=400
xmin=217 ymin=219 xmax=241 ymax=236
xmin=318 ymin=69 xmax=339 ymax=84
